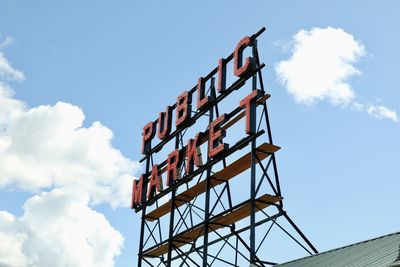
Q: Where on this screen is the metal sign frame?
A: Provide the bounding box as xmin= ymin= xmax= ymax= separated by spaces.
xmin=133 ymin=27 xmax=318 ymax=267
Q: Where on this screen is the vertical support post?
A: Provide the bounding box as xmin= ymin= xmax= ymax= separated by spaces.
xmin=167 ymin=135 xmax=180 ymax=266
xmin=250 ymin=51 xmax=258 ymax=264
xmin=138 ymin=157 xmax=151 ymax=267
xmin=203 ymin=78 xmax=216 ymax=267
xmin=253 ymin=39 xmax=283 ymax=207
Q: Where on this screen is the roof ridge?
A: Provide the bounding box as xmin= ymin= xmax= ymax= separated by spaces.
xmin=278 ymin=231 xmax=400 ymax=266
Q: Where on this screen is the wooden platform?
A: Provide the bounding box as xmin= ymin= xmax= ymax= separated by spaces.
xmin=143 ymin=194 xmax=281 ymax=258
xmin=145 ymin=142 xmax=280 ymax=221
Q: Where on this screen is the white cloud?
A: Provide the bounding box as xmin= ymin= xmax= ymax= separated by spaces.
xmin=0 ymin=35 xmax=23 ymax=82
xmin=0 ymin=37 xmax=136 ymax=267
xmin=366 ymin=105 xmax=398 ymax=122
xmin=0 ymin=211 xmax=29 ymax=267
xmin=276 ymin=27 xmax=365 ymax=105
xmin=276 ymin=27 xmax=399 ymax=123
xmin=0 ymin=52 xmax=25 ymax=82
xmin=352 ymin=102 xmax=398 ymax=122
xmin=0 ymin=74 xmax=139 ymax=208
xmin=0 ymin=88 xmax=139 ymax=207
xmin=0 ymin=36 xmax=14 ymax=50
xmin=0 ymin=82 xmax=26 ymax=126
xmin=352 ymin=101 xmax=364 ymax=111
xmin=0 ymin=189 xmax=123 ymax=267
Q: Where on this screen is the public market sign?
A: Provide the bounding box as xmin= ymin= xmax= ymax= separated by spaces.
xmin=132 ymin=31 xmax=265 ymax=210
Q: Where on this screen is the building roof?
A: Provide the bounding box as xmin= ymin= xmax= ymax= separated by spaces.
xmin=277 ymin=232 xmax=400 ymax=267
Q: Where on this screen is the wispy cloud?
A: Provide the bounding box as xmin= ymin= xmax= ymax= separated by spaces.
xmin=353 ymin=102 xmax=398 ymax=122
xmin=0 ymin=35 xmax=24 ymax=81
xmin=0 ymin=36 xmax=14 ymax=49
xmin=0 ymin=52 xmax=25 ymax=81
xmin=275 ymin=27 xmax=398 ymax=123
xmin=367 ymin=106 xmax=398 ymax=122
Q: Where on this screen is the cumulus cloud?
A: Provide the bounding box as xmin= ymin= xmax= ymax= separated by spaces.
xmin=0 ymin=211 xmax=28 ymax=267
xmin=276 ymin=27 xmax=365 ymax=105
xmin=0 ymin=82 xmax=25 ymax=126
xmin=0 ymin=48 xmax=138 ymax=207
xmin=275 ymin=27 xmax=398 ymax=122
xmin=0 ymin=97 xmax=138 ymax=207
xmin=0 ymin=39 xmax=138 ymax=266
xmin=0 ymin=189 xmax=123 ymax=267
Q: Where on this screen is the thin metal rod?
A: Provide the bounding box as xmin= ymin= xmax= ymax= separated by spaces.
xmin=144 ymin=220 xmax=160 ymax=247
xmin=138 ymin=157 xmax=151 ymax=267
xmin=209 ymin=236 xmax=230 ymax=266
xmin=168 ymin=212 xmax=284 ymax=263
xmin=173 ymin=245 xmax=201 ymax=267
xmin=259 ymin=208 xmax=313 ymax=255
xmin=207 ymin=252 xmax=237 ymax=266
xmin=235 ymin=235 xmax=239 ymax=266
xmin=167 ymin=135 xmax=180 ymax=266
xmin=255 ymin=219 xmax=275 ymax=255
xmin=142 ymin=256 xmax=157 ymax=267
xmin=283 ymin=212 xmax=319 ymax=254
xmin=234 ymin=230 xmax=266 ymax=267
xmin=202 ymin=83 xmax=215 ymax=267
xmin=210 ymin=183 xmax=228 ymax=214
xmin=255 ymin=153 xmax=278 ymax=196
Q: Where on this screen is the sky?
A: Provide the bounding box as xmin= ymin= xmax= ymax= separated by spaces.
xmin=0 ymin=1 xmax=400 ymax=266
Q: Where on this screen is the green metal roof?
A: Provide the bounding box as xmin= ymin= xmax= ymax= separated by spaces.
xmin=278 ymin=232 xmax=400 ymax=267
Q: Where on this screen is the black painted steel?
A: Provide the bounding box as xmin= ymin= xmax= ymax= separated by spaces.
xmin=135 ymin=27 xmax=318 ymax=267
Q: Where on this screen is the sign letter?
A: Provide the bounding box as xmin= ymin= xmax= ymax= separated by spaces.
xmin=166 ymin=149 xmax=182 ymax=186
xmin=176 ymin=91 xmax=192 ymax=128
xmin=131 ymin=175 xmax=144 ymax=208
xmin=142 ymin=122 xmax=156 ymax=155
xmin=234 ymin=36 xmax=253 ymax=77
xmin=209 ymin=114 xmax=228 ymax=158
xmin=186 ymin=133 xmax=203 ymax=174
xmin=197 ymin=77 xmax=211 ymax=110
xmin=240 ymin=90 xmax=262 ymax=134
xmin=217 ymin=58 xmax=227 ymax=93
xmin=147 ymin=165 xmax=163 ymax=200
xmin=158 ymin=106 xmax=172 ymax=140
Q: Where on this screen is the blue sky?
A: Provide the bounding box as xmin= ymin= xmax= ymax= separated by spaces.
xmin=0 ymin=1 xmax=399 ymax=266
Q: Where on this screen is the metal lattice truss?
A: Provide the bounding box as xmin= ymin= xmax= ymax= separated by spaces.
xmin=135 ymin=28 xmax=318 ymax=267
